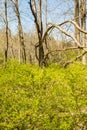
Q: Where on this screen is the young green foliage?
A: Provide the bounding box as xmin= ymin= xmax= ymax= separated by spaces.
xmin=0 ymin=61 xmax=87 ymax=130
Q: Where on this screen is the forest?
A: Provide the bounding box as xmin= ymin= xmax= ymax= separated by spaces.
xmin=0 ymin=0 xmax=87 ymax=130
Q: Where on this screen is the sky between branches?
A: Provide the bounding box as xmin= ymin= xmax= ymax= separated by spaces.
xmin=0 ymin=0 xmax=74 ymax=35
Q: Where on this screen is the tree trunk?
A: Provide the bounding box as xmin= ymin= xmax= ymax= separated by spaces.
xmin=74 ymin=0 xmax=80 ymax=44
xmin=4 ymin=0 xmax=9 ymax=63
xmin=44 ymin=0 xmax=48 ymax=50
xmin=15 ymin=0 xmax=26 ymax=63
xmin=38 ymin=0 xmax=44 ymax=66
xmin=30 ymin=0 xmax=44 ymax=66
xmin=80 ymin=0 xmax=86 ymax=64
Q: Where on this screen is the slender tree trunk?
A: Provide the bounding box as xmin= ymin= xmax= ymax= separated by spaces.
xmin=45 ymin=0 xmax=48 ymax=49
xmin=74 ymin=0 xmax=80 ymax=44
xmin=4 ymin=0 xmax=9 ymax=63
xmin=38 ymin=0 xmax=44 ymax=66
xmin=45 ymin=0 xmax=47 ymax=30
xmin=80 ymin=0 xmax=86 ymax=64
xmin=30 ymin=0 xmax=44 ymax=66
xmin=15 ymin=0 xmax=26 ymax=63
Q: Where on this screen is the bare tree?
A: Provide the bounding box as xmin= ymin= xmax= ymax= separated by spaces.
xmin=74 ymin=0 xmax=80 ymax=43
xmin=0 ymin=0 xmax=87 ymax=66
xmin=80 ymin=0 xmax=86 ymax=64
xmin=4 ymin=0 xmax=9 ymax=62
xmin=30 ymin=0 xmax=44 ymax=66
xmin=29 ymin=0 xmax=87 ymax=66
xmin=11 ymin=0 xmax=26 ymax=63
xmin=74 ymin=0 xmax=86 ymax=64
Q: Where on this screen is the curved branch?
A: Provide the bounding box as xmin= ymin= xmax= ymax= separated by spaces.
xmin=42 ymin=19 xmax=87 ymax=46
xmin=59 ymin=20 xmax=87 ymax=34
xmin=64 ymin=51 xmax=87 ymax=67
xmin=44 ymin=47 xmax=81 ymax=61
xmin=42 ymin=24 xmax=83 ymax=47
xmin=42 ymin=26 xmax=53 ymax=42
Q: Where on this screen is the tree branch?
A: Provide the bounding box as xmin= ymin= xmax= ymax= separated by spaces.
xmin=44 ymin=46 xmax=80 ymax=61
xmin=64 ymin=51 xmax=87 ymax=67
xmin=42 ymin=23 xmax=83 ymax=47
xmin=29 ymin=0 xmax=41 ymax=38
xmin=42 ymin=19 xmax=87 ymax=48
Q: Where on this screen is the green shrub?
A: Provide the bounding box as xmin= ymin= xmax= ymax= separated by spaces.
xmin=0 ymin=61 xmax=87 ymax=130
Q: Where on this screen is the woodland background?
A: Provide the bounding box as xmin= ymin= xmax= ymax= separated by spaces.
xmin=0 ymin=0 xmax=87 ymax=130
xmin=0 ymin=0 xmax=87 ymax=66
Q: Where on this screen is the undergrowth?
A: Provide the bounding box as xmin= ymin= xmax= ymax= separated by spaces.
xmin=0 ymin=60 xmax=87 ymax=130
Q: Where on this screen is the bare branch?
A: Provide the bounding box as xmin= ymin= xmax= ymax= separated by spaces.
xmin=42 ymin=23 xmax=82 ymax=47
xmin=42 ymin=19 xmax=87 ymax=48
xmin=44 ymin=46 xmax=81 ymax=61
xmin=64 ymin=51 xmax=87 ymax=67
xmin=59 ymin=20 xmax=87 ymax=34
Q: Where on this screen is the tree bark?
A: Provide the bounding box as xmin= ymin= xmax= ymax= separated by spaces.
xmin=4 ymin=0 xmax=9 ymax=63
xmin=14 ymin=0 xmax=26 ymax=63
xmin=74 ymin=0 xmax=80 ymax=58
xmin=80 ymin=0 xmax=86 ymax=64
xmin=30 ymin=0 xmax=44 ymax=66
xmin=74 ymin=0 xmax=80 ymax=43
xmin=38 ymin=0 xmax=44 ymax=66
